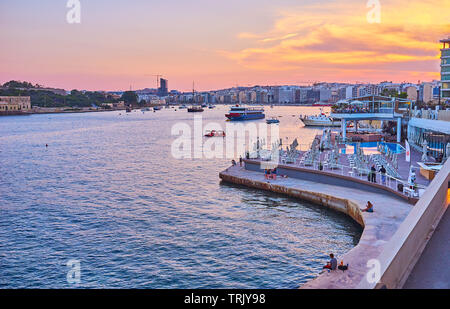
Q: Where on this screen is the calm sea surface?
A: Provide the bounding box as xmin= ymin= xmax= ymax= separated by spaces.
xmin=0 ymin=106 xmax=361 ymax=288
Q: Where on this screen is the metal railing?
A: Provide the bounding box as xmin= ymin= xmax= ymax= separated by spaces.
xmin=278 ymin=157 xmax=425 ymax=198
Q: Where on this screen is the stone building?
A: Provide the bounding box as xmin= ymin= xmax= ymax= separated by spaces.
xmin=0 ymin=96 xmax=31 ymax=114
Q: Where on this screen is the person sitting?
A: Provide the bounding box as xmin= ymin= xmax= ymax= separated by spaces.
xmin=323 ymin=253 xmax=338 ymax=270
xmin=361 ymin=201 xmax=374 ymax=213
xmin=270 ymin=168 xmax=277 ymax=180
xmin=264 ymin=169 xmax=271 ymax=179
xmin=231 ymin=159 xmax=237 ymax=166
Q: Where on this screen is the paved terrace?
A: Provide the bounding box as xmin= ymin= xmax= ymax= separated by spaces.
xmin=219 ymin=164 xmax=413 ymax=289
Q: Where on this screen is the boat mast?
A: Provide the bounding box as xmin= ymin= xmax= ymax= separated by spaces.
xmin=192 ymin=81 xmax=195 ymax=105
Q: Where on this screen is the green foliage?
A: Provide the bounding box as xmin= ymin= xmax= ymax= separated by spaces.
xmin=0 ymin=82 xmax=119 ymax=107
xmin=2 ymin=80 xmax=35 ymax=89
xmin=121 ymin=91 xmax=138 ymax=105
xmin=380 ymin=88 xmax=408 ymax=99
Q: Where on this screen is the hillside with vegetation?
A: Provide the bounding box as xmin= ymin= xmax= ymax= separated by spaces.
xmin=0 ymin=80 xmax=121 ymax=108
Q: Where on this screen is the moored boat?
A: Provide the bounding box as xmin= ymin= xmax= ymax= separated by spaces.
xmin=204 ymin=130 xmax=226 ymax=137
xmin=266 ymin=117 xmax=280 ymax=124
xmin=188 ymin=106 xmax=204 ymax=112
xmin=300 ymin=109 xmax=340 ymax=127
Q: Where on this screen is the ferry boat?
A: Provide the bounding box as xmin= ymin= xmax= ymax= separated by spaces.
xmin=225 ymin=105 xmax=265 ymax=121
xmin=266 ymin=117 xmax=280 ymax=124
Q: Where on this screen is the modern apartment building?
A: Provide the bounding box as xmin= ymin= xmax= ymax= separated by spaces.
xmin=440 ymin=38 xmax=450 ymax=100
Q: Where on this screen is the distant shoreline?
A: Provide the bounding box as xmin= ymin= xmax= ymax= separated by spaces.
xmin=0 ymin=104 xmax=329 ymax=116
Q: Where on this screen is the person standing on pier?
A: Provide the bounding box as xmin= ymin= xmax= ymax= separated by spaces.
xmin=370 ymin=165 xmax=376 ymax=183
xmin=379 ymin=166 xmax=386 ymax=185
xmin=239 ymin=156 xmax=243 ymax=167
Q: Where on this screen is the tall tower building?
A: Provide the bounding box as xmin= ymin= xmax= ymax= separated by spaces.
xmin=158 ymin=78 xmax=168 ymax=97
xmin=440 ymin=38 xmax=450 ymax=99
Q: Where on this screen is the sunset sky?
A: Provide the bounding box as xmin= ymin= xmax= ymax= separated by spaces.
xmin=1 ymin=0 xmax=449 ymax=91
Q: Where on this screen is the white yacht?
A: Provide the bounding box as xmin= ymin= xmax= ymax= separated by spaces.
xmin=300 ymin=109 xmax=341 ymax=127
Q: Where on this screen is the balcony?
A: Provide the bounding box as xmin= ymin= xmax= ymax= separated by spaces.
xmin=331 ymin=96 xmax=410 ymax=120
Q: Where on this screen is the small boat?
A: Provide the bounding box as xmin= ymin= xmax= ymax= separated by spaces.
xmin=225 ymin=105 xmax=265 ymax=121
xmin=188 ymin=106 xmax=204 ymax=113
xmin=204 ymin=130 xmax=226 ymax=137
xmin=208 ymin=104 xmax=215 ymax=109
xmin=266 ymin=118 xmax=280 ymax=124
xmin=201 ymin=103 xmax=207 ymax=108
xmin=179 ymin=105 xmax=187 ymax=109
xmin=153 ymin=106 xmax=163 ymax=111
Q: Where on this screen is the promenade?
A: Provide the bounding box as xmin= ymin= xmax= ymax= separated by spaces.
xmin=403 ymin=209 xmax=449 ymax=289
xmin=220 ymin=164 xmax=413 ymax=288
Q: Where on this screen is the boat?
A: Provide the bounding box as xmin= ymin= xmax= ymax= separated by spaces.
xmin=179 ymin=104 xmax=187 ymax=109
xmin=153 ymin=106 xmax=163 ymax=111
xmin=187 ymin=82 xmax=204 ymax=112
xmin=201 ymin=103 xmax=207 ymax=108
xmin=204 ymin=130 xmax=226 ymax=137
xmin=208 ymin=104 xmax=215 ymax=109
xmin=313 ymin=102 xmax=334 ymax=107
xmin=299 ymin=109 xmax=341 ymax=127
xmin=225 ymin=105 xmax=265 ymax=121
xmin=188 ymin=106 xmax=204 ymax=113
xmin=266 ymin=117 xmax=280 ymax=124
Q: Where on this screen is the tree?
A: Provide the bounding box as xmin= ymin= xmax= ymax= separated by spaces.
xmin=121 ymin=91 xmax=138 ymax=105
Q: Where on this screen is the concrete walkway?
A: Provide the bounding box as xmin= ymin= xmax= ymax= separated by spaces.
xmin=403 ymin=209 xmax=450 ymax=289
xmin=220 ymin=165 xmax=413 ymax=288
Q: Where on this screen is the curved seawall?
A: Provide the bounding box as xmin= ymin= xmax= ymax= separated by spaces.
xmin=219 ymin=164 xmax=413 ymax=288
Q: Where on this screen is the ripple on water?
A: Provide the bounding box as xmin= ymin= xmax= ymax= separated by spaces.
xmin=0 ymin=107 xmax=362 ymax=288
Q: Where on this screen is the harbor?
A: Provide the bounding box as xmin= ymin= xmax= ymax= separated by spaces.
xmin=218 ymin=98 xmax=450 ymax=288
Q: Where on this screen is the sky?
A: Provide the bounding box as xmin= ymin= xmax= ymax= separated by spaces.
xmin=0 ymin=0 xmax=449 ymax=91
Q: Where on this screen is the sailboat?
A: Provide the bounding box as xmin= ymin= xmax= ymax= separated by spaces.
xmin=187 ymin=81 xmax=204 ymax=113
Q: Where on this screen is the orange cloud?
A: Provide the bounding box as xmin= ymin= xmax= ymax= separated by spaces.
xmin=225 ymin=0 xmax=450 ymax=82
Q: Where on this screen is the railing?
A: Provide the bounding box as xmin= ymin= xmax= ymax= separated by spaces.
xmin=279 ymin=156 xmax=425 ymax=198
xmin=411 ymin=109 xmax=450 ymax=122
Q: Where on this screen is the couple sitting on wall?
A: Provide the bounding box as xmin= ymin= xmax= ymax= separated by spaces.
xmin=264 ymin=168 xmax=277 ymax=180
